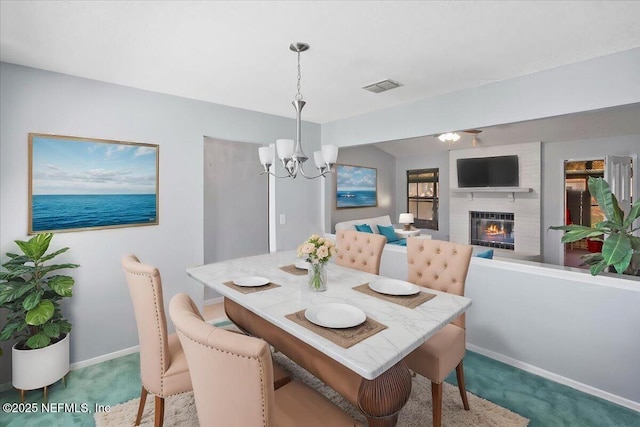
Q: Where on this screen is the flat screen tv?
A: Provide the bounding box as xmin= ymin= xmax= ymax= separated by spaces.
xmin=457 ymin=155 xmax=519 ymax=188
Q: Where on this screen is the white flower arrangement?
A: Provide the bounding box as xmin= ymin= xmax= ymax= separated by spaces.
xmin=297 ymin=234 xmax=336 ymax=265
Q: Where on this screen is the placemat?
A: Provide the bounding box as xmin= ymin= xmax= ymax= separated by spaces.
xmin=352 ymin=283 xmax=436 ymax=309
xmin=279 ymin=264 xmax=308 ymax=276
xmin=223 ymin=280 xmax=281 ymax=294
xmin=285 ymin=309 xmax=387 ymax=349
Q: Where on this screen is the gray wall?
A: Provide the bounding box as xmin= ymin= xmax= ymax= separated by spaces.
xmin=0 ymin=62 xmax=322 ymax=383
xmin=542 ymin=135 xmax=640 ymax=264
xmin=328 ymin=145 xmax=396 ymax=232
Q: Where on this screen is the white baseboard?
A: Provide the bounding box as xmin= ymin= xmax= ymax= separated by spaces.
xmin=467 ymin=343 xmax=640 ymax=413
xmin=69 ymin=345 xmax=139 ymax=371
xmin=0 ymin=345 xmax=141 ymax=392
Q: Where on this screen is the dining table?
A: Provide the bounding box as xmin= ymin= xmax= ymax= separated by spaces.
xmin=186 ymin=250 xmax=472 ymax=427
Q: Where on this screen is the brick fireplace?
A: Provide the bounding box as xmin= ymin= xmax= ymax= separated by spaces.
xmin=449 ymin=142 xmax=541 ymax=259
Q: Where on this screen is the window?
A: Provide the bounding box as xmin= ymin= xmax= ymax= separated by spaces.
xmin=407 ymin=168 xmax=438 ymax=230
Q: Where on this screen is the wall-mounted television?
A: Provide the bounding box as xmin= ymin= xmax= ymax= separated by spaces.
xmin=457 ymin=155 xmax=519 ymax=188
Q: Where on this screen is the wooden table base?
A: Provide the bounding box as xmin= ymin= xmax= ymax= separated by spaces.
xmin=358 ymin=361 xmax=412 ymax=427
xmin=225 ymin=298 xmax=412 ymax=427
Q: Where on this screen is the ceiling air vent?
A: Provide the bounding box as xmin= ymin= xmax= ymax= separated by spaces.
xmin=362 ymin=79 xmax=403 ymax=93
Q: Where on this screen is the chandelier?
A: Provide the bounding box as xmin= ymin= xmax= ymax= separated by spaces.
xmin=258 ymin=42 xmax=338 ymax=179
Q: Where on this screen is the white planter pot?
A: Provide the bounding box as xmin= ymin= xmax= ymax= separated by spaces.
xmin=12 ymin=333 xmax=70 ymax=390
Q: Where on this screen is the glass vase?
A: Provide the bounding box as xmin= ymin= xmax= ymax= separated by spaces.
xmin=308 ymin=262 xmax=327 ymax=292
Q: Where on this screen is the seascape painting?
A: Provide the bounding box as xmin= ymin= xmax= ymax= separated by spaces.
xmin=336 ymin=165 xmax=377 ymax=209
xmin=29 ymin=133 xmax=159 ymax=233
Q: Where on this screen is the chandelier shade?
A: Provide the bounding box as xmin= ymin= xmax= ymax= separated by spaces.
xmin=259 ymin=42 xmax=338 ymax=179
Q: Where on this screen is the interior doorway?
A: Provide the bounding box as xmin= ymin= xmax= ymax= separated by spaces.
xmin=203 ymin=137 xmax=269 ymax=299
xmin=563 ymin=155 xmax=636 ymax=268
xmin=563 ymin=159 xmax=605 ymax=268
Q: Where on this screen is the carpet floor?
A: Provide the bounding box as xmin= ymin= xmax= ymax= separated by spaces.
xmin=1 ymin=345 xmax=638 ymax=426
xmin=94 ymin=351 xmax=529 ymax=426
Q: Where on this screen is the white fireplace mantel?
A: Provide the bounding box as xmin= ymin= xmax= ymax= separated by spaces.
xmin=451 ymin=187 xmax=533 ymax=201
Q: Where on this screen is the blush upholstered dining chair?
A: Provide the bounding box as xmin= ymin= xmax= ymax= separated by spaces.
xmin=169 ymin=293 xmax=359 ymax=427
xmin=335 ymin=230 xmax=387 ymax=275
xmin=403 ymin=238 xmax=473 ymax=427
xmin=121 ymin=255 xmax=192 ymax=427
xmin=122 ymin=255 xmax=293 ymax=426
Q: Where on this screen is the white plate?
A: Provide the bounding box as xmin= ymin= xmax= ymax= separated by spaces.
xmin=369 ymin=278 xmax=420 ymax=296
xmin=232 ymin=276 xmax=270 ymax=287
xmin=305 ymin=303 xmax=366 ymax=329
xmin=295 ymin=260 xmax=310 ymax=270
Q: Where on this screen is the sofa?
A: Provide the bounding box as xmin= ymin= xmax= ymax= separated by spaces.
xmin=333 ymin=214 xmax=416 ymax=246
xmin=334 ymin=215 xmax=394 ymax=234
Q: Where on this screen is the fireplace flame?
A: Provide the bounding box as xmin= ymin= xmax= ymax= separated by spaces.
xmin=485 ymin=224 xmax=505 ymax=235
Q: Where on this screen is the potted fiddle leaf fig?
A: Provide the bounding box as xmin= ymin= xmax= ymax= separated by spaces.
xmin=0 ymin=233 xmax=79 ymax=392
xmin=550 ymin=177 xmax=640 ymax=276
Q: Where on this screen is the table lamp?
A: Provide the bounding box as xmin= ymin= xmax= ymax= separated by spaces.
xmin=398 ymin=213 xmax=414 ymax=231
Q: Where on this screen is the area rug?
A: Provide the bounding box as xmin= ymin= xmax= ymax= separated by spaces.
xmin=95 ymin=352 xmax=529 ymax=426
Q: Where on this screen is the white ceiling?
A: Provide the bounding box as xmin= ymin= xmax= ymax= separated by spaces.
xmin=2 ymin=1 xmax=640 ymax=125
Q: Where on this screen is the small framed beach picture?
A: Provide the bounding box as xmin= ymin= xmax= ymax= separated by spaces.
xmin=28 ymin=133 xmax=159 ymax=234
xmin=336 ymin=164 xmax=377 ymax=209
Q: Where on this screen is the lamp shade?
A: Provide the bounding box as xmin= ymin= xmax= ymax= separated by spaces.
xmin=276 ymin=139 xmax=294 ymax=160
xmin=313 ymin=151 xmax=325 ymax=168
xmin=321 ymin=145 xmax=339 ymax=164
xmin=258 ymin=146 xmax=273 ymax=165
xmin=398 ymin=213 xmax=414 ymax=224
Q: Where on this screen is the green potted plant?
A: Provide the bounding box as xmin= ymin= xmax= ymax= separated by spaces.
xmin=551 ymin=177 xmax=640 ymax=276
xmin=0 ymin=233 xmax=79 ymax=395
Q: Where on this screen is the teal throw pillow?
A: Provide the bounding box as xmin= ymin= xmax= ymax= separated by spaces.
xmin=377 ymin=224 xmax=399 ymax=242
xmin=475 ymin=249 xmax=494 ymax=259
xmin=388 ymin=238 xmax=407 ymax=246
xmin=354 ymin=224 xmax=373 ymax=233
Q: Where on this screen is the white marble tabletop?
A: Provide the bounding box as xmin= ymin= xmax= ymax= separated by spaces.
xmin=186 ymin=250 xmax=472 ymax=380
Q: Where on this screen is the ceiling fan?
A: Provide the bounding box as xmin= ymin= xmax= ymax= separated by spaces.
xmin=437 ymin=129 xmax=483 ymax=147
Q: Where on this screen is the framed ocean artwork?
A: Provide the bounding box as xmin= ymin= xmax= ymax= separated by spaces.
xmin=335 ymin=164 xmax=377 ymax=209
xmin=28 ymin=133 xmax=159 ymax=234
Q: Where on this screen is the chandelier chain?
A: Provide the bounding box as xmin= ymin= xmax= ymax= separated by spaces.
xmin=296 ymin=51 xmax=303 ymax=101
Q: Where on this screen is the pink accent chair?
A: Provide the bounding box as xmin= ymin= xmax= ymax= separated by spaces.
xmin=335 ymin=230 xmax=387 ymax=275
xmin=403 ymin=238 xmax=473 ymax=427
xmin=121 ymin=255 xmax=192 ymax=427
xmin=169 ymin=293 xmax=359 ymax=427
